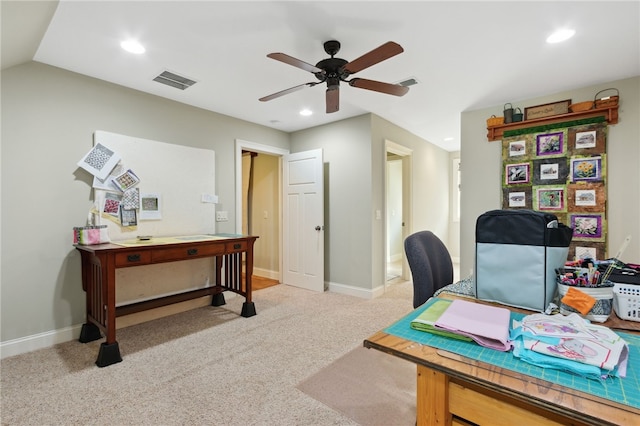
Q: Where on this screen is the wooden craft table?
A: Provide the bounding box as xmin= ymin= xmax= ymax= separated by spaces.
xmin=75 ymin=234 xmax=258 ymax=367
xmin=363 ymin=295 xmax=640 ymax=426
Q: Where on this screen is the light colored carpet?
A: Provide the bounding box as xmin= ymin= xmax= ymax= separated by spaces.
xmin=297 ymin=346 xmax=416 ymax=426
xmin=1 ymin=281 xmax=414 ymax=425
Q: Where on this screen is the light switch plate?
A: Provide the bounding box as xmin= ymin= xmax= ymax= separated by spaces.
xmin=201 ymin=193 xmax=218 ymax=204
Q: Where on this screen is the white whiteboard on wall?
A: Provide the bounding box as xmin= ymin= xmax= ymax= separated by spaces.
xmin=93 ymin=130 xmax=216 ymax=240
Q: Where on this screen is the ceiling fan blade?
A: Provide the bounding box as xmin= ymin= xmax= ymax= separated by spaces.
xmin=259 ymin=82 xmax=317 ymax=102
xmin=342 ymin=41 xmax=404 ymax=74
xmin=326 ymin=88 xmax=339 ymax=113
xmin=349 ymin=78 xmax=409 ymax=96
xmin=267 ymin=52 xmax=325 ymax=74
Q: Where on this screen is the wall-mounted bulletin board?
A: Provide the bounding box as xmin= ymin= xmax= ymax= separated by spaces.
xmin=501 ymin=118 xmax=609 ymax=260
xmin=91 ymin=130 xmax=216 ymax=240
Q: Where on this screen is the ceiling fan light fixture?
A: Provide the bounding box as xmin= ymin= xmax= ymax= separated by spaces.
xmin=546 ymin=29 xmax=575 ymax=44
xmin=260 ymin=40 xmax=407 ymax=114
xmin=120 ymin=39 xmax=146 ymax=54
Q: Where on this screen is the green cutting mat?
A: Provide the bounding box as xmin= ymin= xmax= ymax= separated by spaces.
xmin=384 ymin=298 xmax=640 ymax=409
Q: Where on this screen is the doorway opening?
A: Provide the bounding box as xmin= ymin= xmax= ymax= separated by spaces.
xmin=236 ymin=140 xmax=289 ymax=288
xmin=384 ymin=140 xmax=412 ymax=287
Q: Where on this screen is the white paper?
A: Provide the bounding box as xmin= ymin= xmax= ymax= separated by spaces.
xmin=78 ymin=143 xmax=122 ymax=180
xmin=92 ymin=163 xmax=125 ymax=190
xmin=140 ymin=193 xmax=162 ymax=220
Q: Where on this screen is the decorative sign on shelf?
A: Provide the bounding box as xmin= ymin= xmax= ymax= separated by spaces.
xmin=524 ymin=99 xmax=572 ymax=120
xmin=501 ymin=121 xmax=608 ymax=260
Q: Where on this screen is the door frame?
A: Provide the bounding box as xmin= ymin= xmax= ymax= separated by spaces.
xmin=235 ymin=139 xmax=289 ymax=282
xmin=384 ymin=139 xmax=413 ymax=288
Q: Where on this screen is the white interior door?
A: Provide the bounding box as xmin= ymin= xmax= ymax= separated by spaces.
xmin=283 ymin=149 xmax=324 ymax=292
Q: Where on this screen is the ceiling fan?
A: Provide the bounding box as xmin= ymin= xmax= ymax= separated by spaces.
xmin=259 ymin=40 xmax=409 ymax=113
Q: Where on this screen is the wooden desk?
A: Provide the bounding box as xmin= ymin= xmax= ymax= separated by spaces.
xmin=75 ymin=234 xmax=258 ymax=367
xmin=364 ymin=296 xmax=640 ymax=426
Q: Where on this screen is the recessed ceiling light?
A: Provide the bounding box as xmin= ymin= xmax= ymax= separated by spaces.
xmin=120 ymin=39 xmax=146 ymax=54
xmin=546 ymin=29 xmax=575 ymax=44
xmin=300 ymin=109 xmax=313 ymax=116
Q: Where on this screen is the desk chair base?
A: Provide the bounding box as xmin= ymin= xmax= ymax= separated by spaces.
xmin=95 ymin=341 xmax=122 ymax=368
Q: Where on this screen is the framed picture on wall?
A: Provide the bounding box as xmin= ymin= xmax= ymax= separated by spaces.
xmin=505 ymin=163 xmax=530 ymax=185
xmin=140 ymin=193 xmax=162 ymax=220
xmin=571 ymin=214 xmax=603 ymax=239
xmin=508 ymin=191 xmax=526 ymax=207
xmin=570 ymin=156 xmax=602 ymax=182
xmin=536 ymin=187 xmax=565 ymax=211
xmin=575 ymin=189 xmax=597 ymax=206
xmin=575 ymin=131 xmax=597 ymax=149
xmin=536 ymin=132 xmax=564 ymax=156
xmin=508 ymin=140 xmax=527 ymax=157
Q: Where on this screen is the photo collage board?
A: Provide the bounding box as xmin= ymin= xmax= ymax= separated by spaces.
xmin=501 ymin=121 xmax=608 ymax=260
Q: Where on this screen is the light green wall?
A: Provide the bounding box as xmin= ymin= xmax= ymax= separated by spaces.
xmin=291 ymin=115 xmax=375 ymax=289
xmin=460 ymin=76 xmax=640 ymax=278
xmin=289 ymin=114 xmax=454 ymax=292
xmin=1 ymin=62 xmax=290 ymax=342
xmin=371 ymin=115 xmax=453 ymax=287
xmin=1 ymin=60 xmax=455 ymax=348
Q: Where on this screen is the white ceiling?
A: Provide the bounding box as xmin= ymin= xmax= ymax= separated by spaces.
xmin=3 ymin=1 xmax=639 ymax=151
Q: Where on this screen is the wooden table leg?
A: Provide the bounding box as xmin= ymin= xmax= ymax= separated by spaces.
xmin=417 ymin=364 xmax=452 ymax=426
xmin=95 ymin=253 xmax=121 ymax=367
xmin=241 ymin=248 xmax=256 ymax=317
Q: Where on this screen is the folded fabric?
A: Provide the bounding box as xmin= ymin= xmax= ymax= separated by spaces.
xmin=410 ymin=298 xmax=472 ymax=341
xmin=434 ymin=299 xmax=512 ymax=351
xmin=510 ymin=312 xmax=628 ymax=380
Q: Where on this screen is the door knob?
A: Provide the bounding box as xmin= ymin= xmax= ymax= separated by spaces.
xmin=315 ymin=226 xmax=322 ymax=231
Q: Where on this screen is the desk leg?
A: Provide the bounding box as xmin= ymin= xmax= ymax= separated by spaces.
xmin=79 ymin=323 xmax=101 ymax=343
xmin=241 ymin=243 xmax=256 ymax=317
xmin=79 ymin=252 xmax=121 ymax=367
xmin=417 ymin=365 xmax=452 ymax=426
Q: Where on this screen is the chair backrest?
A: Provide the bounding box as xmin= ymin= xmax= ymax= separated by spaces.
xmin=404 ymin=231 xmax=454 ymax=308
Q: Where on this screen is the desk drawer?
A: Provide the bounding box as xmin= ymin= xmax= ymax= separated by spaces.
xmin=225 ymin=241 xmax=247 ymax=253
xmin=115 ymin=251 xmax=152 ymax=267
xmin=152 ymin=244 xmax=226 ymax=262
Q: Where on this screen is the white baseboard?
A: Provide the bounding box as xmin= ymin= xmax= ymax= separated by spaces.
xmin=0 ymin=295 xmax=239 ymax=359
xmin=327 ymin=281 xmax=386 ymax=299
xmin=1 ymin=324 xmax=83 ymax=359
xmin=253 ymin=267 xmax=279 ymax=280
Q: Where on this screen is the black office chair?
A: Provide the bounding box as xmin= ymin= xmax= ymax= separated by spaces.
xmin=404 ymin=231 xmax=454 ymax=308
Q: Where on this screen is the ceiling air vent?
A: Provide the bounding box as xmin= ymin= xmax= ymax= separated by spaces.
xmin=398 ymin=77 xmax=419 ymax=87
xmin=153 ymin=70 xmax=197 ymax=90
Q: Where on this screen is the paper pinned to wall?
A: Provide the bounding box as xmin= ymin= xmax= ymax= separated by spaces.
xmin=77 ymin=142 xmax=121 ymax=180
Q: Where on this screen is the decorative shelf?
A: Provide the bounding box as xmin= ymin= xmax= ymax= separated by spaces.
xmin=486 ymin=105 xmax=618 ymax=141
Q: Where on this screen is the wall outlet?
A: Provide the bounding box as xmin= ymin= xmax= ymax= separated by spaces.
xmin=216 ymin=211 xmax=228 ymax=222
